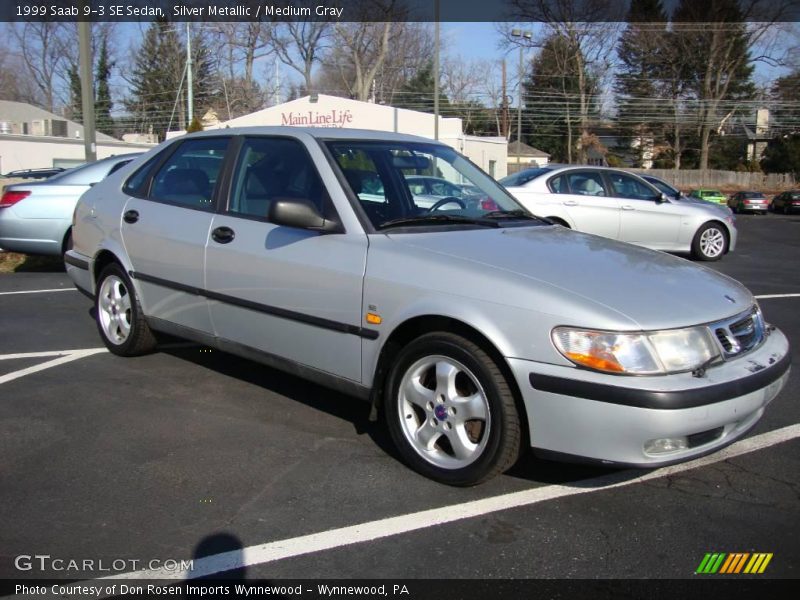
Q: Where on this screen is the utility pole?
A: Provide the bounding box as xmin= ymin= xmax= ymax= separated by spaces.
xmin=501 ymin=60 xmax=508 ymax=139
xmin=433 ymin=0 xmax=440 ymax=140
xmin=78 ymin=18 xmax=96 ymax=162
xmin=186 ymin=23 xmax=194 ymax=123
xmin=511 ymin=29 xmax=532 ymax=144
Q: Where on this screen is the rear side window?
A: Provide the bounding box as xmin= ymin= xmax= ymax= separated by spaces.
xmin=123 ymin=154 xmax=163 ymax=197
xmin=150 ymin=138 xmax=229 ymax=210
xmin=566 ymin=171 xmax=607 ymax=196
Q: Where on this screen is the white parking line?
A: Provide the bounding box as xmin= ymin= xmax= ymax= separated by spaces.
xmin=0 ymin=288 xmax=76 ymax=295
xmin=754 ymin=293 xmax=800 ymax=299
xmin=103 ymin=423 xmax=800 ymax=581
xmin=0 ymin=348 xmax=107 ymax=385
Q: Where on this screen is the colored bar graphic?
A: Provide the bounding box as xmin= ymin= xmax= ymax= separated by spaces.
xmin=743 ymin=553 xmax=774 ymax=574
xmin=719 ymin=553 xmax=750 ymax=574
xmin=700 ymin=552 xmax=773 ymax=574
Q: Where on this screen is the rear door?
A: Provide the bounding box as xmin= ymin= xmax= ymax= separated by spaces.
xmin=121 ymin=136 xmax=230 ymax=333
xmin=204 ymin=135 xmax=367 ymax=382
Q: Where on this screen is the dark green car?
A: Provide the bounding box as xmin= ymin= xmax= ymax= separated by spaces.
xmin=688 ymin=189 xmax=727 ymax=205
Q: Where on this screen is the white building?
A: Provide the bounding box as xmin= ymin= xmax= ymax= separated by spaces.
xmin=196 ymin=95 xmax=508 ymax=178
xmin=0 ymin=100 xmax=156 ymax=174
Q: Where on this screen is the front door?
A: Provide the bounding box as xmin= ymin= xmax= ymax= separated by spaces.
xmin=204 ymin=136 xmax=367 ymax=382
xmin=605 ymin=171 xmax=682 ymax=249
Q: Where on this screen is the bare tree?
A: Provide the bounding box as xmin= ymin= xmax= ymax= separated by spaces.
xmin=331 ymin=22 xmax=393 ymax=101
xmin=272 ymin=22 xmax=332 ymax=94
xmin=505 ymin=0 xmax=624 ymax=162
xmin=315 ymin=22 xmax=433 ymax=103
xmin=673 ymin=0 xmax=790 ymax=170
xmin=8 ymin=22 xmax=71 ymax=112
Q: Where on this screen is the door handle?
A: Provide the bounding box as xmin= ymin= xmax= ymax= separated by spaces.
xmin=562 ymin=200 xmax=578 ymax=207
xmin=123 ymin=210 xmax=139 ymax=223
xmin=211 ymin=226 xmax=235 ymax=244
xmin=621 ymin=205 xmax=635 ymax=211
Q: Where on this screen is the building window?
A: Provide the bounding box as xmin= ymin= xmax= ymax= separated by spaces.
xmin=488 ymin=160 xmax=496 ymax=178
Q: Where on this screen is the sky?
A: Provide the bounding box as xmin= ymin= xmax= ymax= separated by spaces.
xmin=108 ymin=19 xmax=796 ymax=117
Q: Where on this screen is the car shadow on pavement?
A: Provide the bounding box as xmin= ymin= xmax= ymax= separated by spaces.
xmin=506 ymin=452 xmax=647 ymax=488
xmin=158 ymin=343 xmax=404 ymax=465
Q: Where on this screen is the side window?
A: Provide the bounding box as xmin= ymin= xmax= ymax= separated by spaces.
xmin=549 ymin=174 xmax=567 ymax=193
xmin=150 ymin=138 xmax=229 ymax=209
xmin=606 ymin=172 xmax=658 ymax=200
xmin=566 ymin=171 xmax=607 ymax=197
xmin=229 ymin=137 xmax=325 ymax=219
xmin=123 ymin=154 xmax=163 ymax=197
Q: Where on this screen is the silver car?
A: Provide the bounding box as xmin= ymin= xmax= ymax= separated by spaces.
xmin=0 ymin=154 xmax=141 ymax=255
xmin=65 ymin=128 xmax=790 ymax=486
xmin=500 ymin=166 xmax=737 ymax=261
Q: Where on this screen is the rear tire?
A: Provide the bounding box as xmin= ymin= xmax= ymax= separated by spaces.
xmin=691 ymin=222 xmax=728 ymax=261
xmin=95 ymin=263 xmax=156 ymax=356
xmin=384 ymin=332 xmax=521 ymax=486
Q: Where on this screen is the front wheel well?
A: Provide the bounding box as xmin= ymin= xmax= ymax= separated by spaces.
xmin=545 ymin=216 xmax=570 ymax=228
xmin=370 ymin=315 xmax=530 ymax=447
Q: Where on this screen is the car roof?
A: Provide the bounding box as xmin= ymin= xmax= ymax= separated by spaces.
xmin=188 ymin=126 xmax=445 ymax=145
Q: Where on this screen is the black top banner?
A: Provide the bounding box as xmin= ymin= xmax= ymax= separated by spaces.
xmin=3 ymin=0 xmax=800 ymax=23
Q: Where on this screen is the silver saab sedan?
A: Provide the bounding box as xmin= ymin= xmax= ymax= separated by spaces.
xmin=499 ymin=166 xmax=737 ymax=261
xmin=65 ymin=128 xmax=790 ymax=486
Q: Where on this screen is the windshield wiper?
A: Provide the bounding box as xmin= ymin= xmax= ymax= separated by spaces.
xmin=482 ymin=209 xmax=541 ymax=220
xmin=377 ymin=214 xmax=500 ymax=230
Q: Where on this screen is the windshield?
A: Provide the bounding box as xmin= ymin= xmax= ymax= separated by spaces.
xmin=325 ymin=140 xmax=534 ymax=230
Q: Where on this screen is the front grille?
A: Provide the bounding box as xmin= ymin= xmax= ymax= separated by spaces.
xmin=710 ymin=306 xmax=765 ymax=359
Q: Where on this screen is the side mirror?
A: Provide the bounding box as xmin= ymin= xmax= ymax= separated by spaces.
xmin=269 ymin=198 xmax=343 ymax=233
xmin=656 ymin=193 xmax=669 ymax=203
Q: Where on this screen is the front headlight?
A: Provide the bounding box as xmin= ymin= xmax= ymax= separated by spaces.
xmin=552 ymin=326 xmax=720 ymax=375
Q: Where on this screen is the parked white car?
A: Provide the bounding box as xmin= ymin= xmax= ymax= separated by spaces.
xmin=500 ymin=165 xmax=737 ymax=261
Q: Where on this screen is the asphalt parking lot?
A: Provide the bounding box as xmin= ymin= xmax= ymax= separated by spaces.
xmin=1 ymin=213 xmax=798 ymax=583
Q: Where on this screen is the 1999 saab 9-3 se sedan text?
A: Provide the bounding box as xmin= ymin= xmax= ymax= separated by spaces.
xmin=65 ymin=128 xmax=790 ymax=486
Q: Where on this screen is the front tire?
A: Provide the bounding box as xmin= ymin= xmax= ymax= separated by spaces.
xmin=95 ymin=263 xmax=156 ymax=356
xmin=691 ymin=222 xmax=728 ymax=261
xmin=384 ymin=332 xmax=521 ymax=486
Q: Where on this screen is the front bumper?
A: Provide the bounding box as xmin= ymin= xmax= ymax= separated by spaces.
xmin=509 ymin=326 xmax=790 ymax=467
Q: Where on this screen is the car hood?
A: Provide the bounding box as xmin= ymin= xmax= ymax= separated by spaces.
xmin=387 ymin=225 xmax=752 ymax=330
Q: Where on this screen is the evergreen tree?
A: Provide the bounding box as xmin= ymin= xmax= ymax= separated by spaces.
xmin=521 ymin=34 xmax=598 ymax=163
xmin=770 ymin=71 xmax=800 ymax=135
xmin=393 ymin=61 xmax=450 ymax=114
xmin=125 ymin=20 xmax=185 ymax=141
xmin=761 ymin=134 xmax=800 ymax=177
xmin=67 ymin=63 xmax=82 ymax=123
xmin=94 ymin=36 xmax=114 ymax=136
xmin=614 ymin=0 xmax=670 ymax=166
